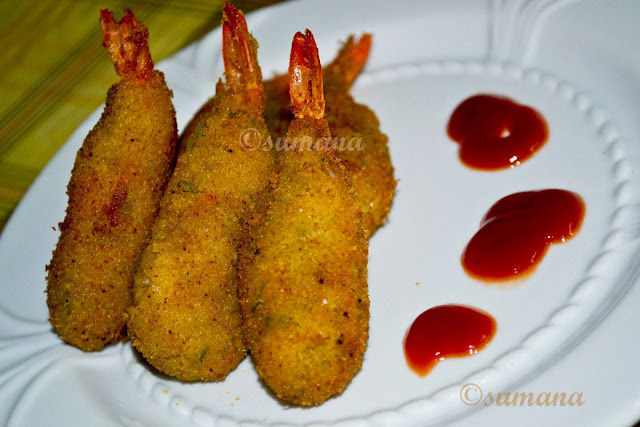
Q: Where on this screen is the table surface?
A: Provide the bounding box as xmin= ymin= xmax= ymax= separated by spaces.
xmin=0 ymin=0 xmax=282 ymax=231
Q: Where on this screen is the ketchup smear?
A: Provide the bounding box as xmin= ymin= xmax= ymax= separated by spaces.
xmin=447 ymin=94 xmax=548 ymax=170
xmin=404 ymin=305 xmax=496 ymax=376
xmin=462 ymin=189 xmax=585 ymax=282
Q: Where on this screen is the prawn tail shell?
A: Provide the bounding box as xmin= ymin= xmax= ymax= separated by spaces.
xmin=100 ymin=9 xmax=154 ymax=80
xmin=289 ymin=30 xmax=324 ymax=119
xmin=336 ymin=33 xmax=372 ymax=88
xmin=222 ymin=3 xmax=262 ymax=91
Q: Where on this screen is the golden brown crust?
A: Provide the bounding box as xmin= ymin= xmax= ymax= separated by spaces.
xmin=46 ymin=71 xmax=178 ymax=351
xmin=128 ymin=82 xmax=275 ymax=381
xmin=324 ymin=90 xmax=396 ymax=236
xmin=239 ymin=117 xmax=369 ymax=406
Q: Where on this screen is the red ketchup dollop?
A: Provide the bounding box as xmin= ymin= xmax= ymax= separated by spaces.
xmin=462 ymin=189 xmax=585 ymax=282
xmin=447 ymin=94 xmax=548 ymax=170
xmin=404 ymin=304 xmax=496 ymax=376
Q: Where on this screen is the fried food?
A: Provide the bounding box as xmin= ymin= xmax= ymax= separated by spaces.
xmin=127 ymin=4 xmax=275 ymax=381
xmin=45 ymin=9 xmax=178 ymax=352
xmin=238 ymin=30 xmax=369 ymax=406
xmin=264 ymin=34 xmax=396 ymax=237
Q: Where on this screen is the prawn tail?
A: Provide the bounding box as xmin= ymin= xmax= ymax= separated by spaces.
xmin=288 ymin=29 xmax=324 ymax=119
xmin=222 ymin=3 xmax=262 ymax=91
xmin=325 ymin=33 xmax=372 ymax=89
xmin=100 ymin=9 xmax=154 ymax=81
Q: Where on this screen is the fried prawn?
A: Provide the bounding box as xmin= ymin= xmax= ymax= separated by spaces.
xmin=264 ymin=34 xmax=396 ymax=237
xmin=238 ymin=30 xmax=369 ymax=406
xmin=127 ymin=4 xmax=275 ymax=381
xmin=46 ymin=9 xmax=178 ymax=352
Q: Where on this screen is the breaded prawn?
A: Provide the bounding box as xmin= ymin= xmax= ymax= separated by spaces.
xmin=127 ymin=4 xmax=275 ymax=381
xmin=264 ymin=34 xmax=396 ymax=237
xmin=238 ymin=30 xmax=369 ymax=406
xmin=46 ymin=9 xmax=178 ymax=352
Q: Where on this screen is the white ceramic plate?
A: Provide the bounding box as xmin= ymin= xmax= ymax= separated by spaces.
xmin=2 ymin=0 xmax=640 ymax=425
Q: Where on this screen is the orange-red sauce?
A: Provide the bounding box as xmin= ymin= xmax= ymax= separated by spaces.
xmin=404 ymin=304 xmax=496 ymax=376
xmin=462 ymin=189 xmax=585 ymax=281
xmin=447 ymin=94 xmax=548 ymax=170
